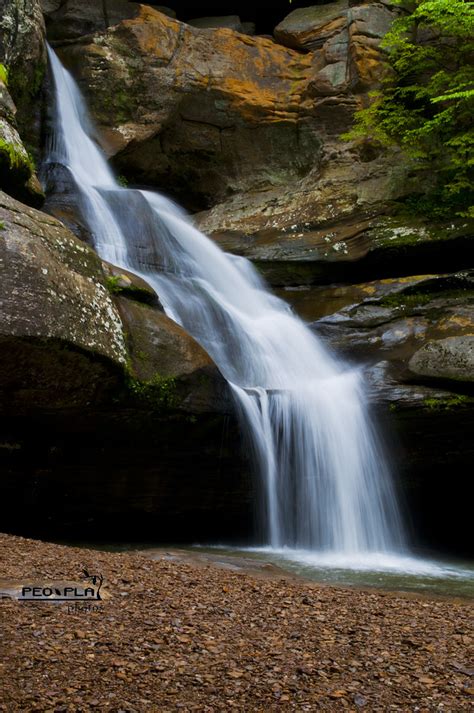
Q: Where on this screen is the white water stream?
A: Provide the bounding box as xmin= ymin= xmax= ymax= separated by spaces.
xmin=46 ymin=47 xmax=407 ymax=560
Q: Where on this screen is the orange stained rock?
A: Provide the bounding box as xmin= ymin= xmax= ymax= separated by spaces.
xmin=437 ymin=314 xmax=474 ymax=332
xmin=118 ymin=4 xmax=314 ymax=123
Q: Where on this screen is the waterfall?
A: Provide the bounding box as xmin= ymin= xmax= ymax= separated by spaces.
xmin=45 ymin=46 xmax=406 ymax=556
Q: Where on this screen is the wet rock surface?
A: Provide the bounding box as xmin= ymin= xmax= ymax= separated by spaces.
xmin=310 ymin=270 xmax=474 ymax=368
xmin=203 ymin=216 xmax=473 ymax=286
xmin=0 ymin=189 xmax=246 ymax=541
xmin=0 ymin=533 xmax=473 ymax=711
xmin=101 ymin=261 xmax=162 ymax=307
xmin=115 ymin=295 xmax=230 ymax=414
xmin=289 ymin=270 xmax=474 ymax=556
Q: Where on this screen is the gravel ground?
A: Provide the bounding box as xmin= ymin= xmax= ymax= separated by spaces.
xmin=0 ymin=533 xmax=473 ymax=711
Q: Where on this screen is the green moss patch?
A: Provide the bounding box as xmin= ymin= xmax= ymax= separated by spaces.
xmin=379 ymin=289 xmax=473 ymax=311
xmin=0 ymin=138 xmax=33 ymax=175
xmin=423 ymin=394 xmax=472 ymax=412
xmin=0 ymin=63 xmax=8 ymax=85
xmin=126 ymin=374 xmax=178 ymax=409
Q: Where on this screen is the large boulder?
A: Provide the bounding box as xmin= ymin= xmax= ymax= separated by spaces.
xmin=408 ymin=336 xmax=474 ymax=385
xmin=0 ymin=189 xmax=249 ymax=541
xmin=0 ymin=0 xmax=45 ymax=203
xmin=274 ymin=1 xmax=349 ymax=52
xmin=0 ymin=188 xmax=127 ymax=410
xmin=115 ymin=296 xmax=230 ymax=413
xmin=274 ymin=0 xmax=393 ymax=91
xmin=348 ymin=3 xmax=395 ymax=90
xmin=0 ymin=188 xmax=230 ymax=413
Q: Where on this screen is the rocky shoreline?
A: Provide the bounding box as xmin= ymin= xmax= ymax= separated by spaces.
xmin=1 ymin=533 xmax=473 ymax=710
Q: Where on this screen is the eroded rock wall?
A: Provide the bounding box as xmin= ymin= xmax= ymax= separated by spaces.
xmin=49 ymin=1 xmax=408 ymax=219
xmin=0 ymin=0 xmax=46 ymax=203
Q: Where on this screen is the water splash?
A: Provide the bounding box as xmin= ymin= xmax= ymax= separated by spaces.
xmin=46 ymin=46 xmax=406 ymax=555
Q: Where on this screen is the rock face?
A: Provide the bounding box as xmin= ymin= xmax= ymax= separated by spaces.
xmin=54 ymin=5 xmax=322 ymax=209
xmin=115 ymin=296 xmax=230 ymax=413
xmin=50 ymin=1 xmax=408 ymax=217
xmin=310 ymin=270 xmax=474 ymax=399
xmin=0 ymin=189 xmax=127 ymax=373
xmin=409 ymin=336 xmax=474 ymax=385
xmin=274 ymin=1 xmax=350 ymax=52
xmin=0 ymin=114 xmax=36 ymax=202
xmin=43 ymin=0 xmax=141 ymax=41
xmin=0 ymin=189 xmax=250 ymax=540
xmin=0 ymin=188 xmax=230 ymax=413
xmin=300 ymin=270 xmax=474 ymax=556
xmin=0 ymin=0 xmax=46 ymax=203
xmin=203 ymin=216 xmax=473 ymax=286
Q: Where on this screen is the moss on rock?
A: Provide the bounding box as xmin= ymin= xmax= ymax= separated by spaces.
xmin=126 ymin=374 xmax=178 ymax=410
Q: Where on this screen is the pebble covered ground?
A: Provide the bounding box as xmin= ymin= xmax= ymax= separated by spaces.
xmin=0 ymin=533 xmax=473 ymax=711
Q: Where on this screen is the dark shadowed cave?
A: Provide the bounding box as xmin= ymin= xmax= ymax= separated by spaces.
xmin=145 ymin=0 xmax=334 ymax=35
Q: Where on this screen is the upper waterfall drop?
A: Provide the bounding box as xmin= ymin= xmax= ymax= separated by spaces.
xmin=45 ymin=45 xmax=406 ymax=555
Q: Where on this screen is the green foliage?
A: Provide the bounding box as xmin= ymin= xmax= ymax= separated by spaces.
xmin=105 ymin=275 xmax=122 ymax=293
xmin=344 ymin=0 xmax=474 ymax=218
xmin=0 ymin=221 xmax=5 ymax=230
xmin=117 ymin=175 xmax=128 ymax=187
xmin=0 ymin=63 xmax=8 ymax=85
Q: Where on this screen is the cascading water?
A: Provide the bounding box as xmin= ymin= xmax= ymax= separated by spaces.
xmin=45 ymin=46 xmax=406 ymax=557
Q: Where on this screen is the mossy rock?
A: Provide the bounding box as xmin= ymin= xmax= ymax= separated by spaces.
xmin=0 ymin=0 xmax=47 ymax=162
xmin=114 ymin=296 xmax=231 ymax=414
xmin=102 ymin=261 xmax=161 ymax=307
xmin=0 ymin=189 xmax=127 ymax=370
xmin=0 ymin=122 xmax=33 ymax=179
xmin=209 ymin=216 xmax=474 ymax=286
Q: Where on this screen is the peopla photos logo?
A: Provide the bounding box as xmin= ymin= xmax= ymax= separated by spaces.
xmin=18 ymin=569 xmax=103 ymax=601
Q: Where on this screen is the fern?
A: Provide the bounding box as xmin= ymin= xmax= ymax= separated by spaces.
xmin=344 ymin=0 xmax=474 ymax=217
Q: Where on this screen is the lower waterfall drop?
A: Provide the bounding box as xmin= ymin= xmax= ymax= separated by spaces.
xmin=46 ymin=46 xmax=406 ymax=556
